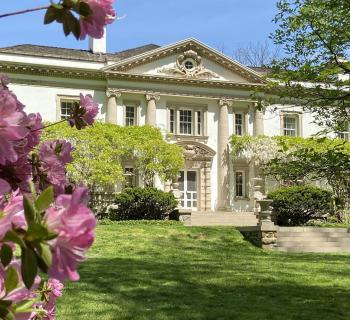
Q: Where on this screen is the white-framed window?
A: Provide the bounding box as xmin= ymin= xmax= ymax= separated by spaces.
xmin=337 ymin=122 xmax=350 ymax=141
xmin=123 ymin=166 xmax=136 ymax=187
xmin=59 ymin=99 xmax=78 ymax=120
xmin=282 ymin=114 xmax=299 ymax=137
xmin=125 ymin=105 xmax=136 ymax=126
xmin=179 ymin=109 xmax=192 ymax=134
xmin=168 ymin=105 xmax=206 ymax=136
xmin=169 ymin=109 xmax=175 ymax=133
xmin=234 ymin=113 xmax=245 ymax=136
xmin=235 ymin=170 xmax=246 ymax=197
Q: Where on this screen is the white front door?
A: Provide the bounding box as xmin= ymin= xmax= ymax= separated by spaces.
xmin=178 ymin=170 xmax=198 ymax=211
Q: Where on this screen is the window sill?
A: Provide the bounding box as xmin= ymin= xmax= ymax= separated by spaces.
xmin=166 ymin=134 xmax=209 ymax=143
xmin=234 ymin=197 xmax=250 ymax=201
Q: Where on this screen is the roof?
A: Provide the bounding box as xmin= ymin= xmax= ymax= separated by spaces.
xmin=0 ymin=43 xmax=160 ymax=63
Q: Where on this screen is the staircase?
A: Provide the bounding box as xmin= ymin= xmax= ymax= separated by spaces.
xmin=185 ymin=211 xmax=258 ymax=227
xmin=276 ymin=227 xmax=350 ymax=253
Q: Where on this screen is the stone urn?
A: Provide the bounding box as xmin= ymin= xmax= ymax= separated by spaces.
xmin=257 ymin=199 xmax=273 ymax=223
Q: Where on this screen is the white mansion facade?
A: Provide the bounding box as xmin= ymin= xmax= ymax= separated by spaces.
xmin=0 ymin=38 xmax=323 ymax=212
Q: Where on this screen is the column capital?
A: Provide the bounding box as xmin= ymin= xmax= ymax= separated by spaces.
xmin=145 ymin=93 xmax=160 ymax=101
xmin=218 ymin=98 xmax=233 ymax=107
xmin=106 ymin=88 xmax=122 ymax=98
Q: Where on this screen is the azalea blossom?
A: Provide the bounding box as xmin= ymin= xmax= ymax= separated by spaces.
xmin=39 ymin=140 xmax=73 ymax=166
xmin=0 ymin=88 xmax=29 ymax=165
xmin=68 ymin=93 xmax=99 ymax=129
xmin=0 ymin=178 xmax=10 ymax=195
xmin=79 ymin=0 xmax=116 ymax=40
xmin=46 ymin=186 xmax=96 ymax=281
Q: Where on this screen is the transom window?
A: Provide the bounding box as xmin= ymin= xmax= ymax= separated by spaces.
xmin=235 ymin=171 xmax=245 ymax=197
xmin=283 ymin=115 xmax=298 ymax=137
xmin=235 ymin=113 xmax=245 ymax=136
xmin=179 ymin=110 xmax=192 ymax=135
xmin=125 ymin=106 xmax=136 ymax=126
xmin=60 ymin=100 xmax=77 ymax=120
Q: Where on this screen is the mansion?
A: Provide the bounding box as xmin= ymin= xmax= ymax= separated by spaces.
xmin=0 ymin=37 xmax=323 ymax=213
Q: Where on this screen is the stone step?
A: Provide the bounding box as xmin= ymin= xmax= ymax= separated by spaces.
xmin=275 ymin=246 xmax=350 ymax=253
xmin=277 ymin=234 xmax=350 ymax=240
xmin=277 ymin=240 xmax=350 ymax=247
xmin=188 ymin=212 xmax=258 ymax=227
xmin=278 ymin=227 xmax=350 ymax=233
xmin=277 ymin=238 xmax=350 ymax=244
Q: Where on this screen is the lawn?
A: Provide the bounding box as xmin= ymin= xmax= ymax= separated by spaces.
xmin=57 ymin=221 xmax=350 ymax=320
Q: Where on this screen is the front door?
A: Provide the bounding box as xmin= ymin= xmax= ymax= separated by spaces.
xmin=178 ymin=170 xmax=198 ymax=211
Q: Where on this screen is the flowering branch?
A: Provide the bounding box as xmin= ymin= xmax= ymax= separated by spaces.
xmin=0 ymin=6 xmax=49 ymax=19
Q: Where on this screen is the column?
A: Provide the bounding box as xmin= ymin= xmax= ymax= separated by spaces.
xmin=205 ymin=163 xmax=212 ymax=211
xmin=217 ymin=98 xmax=233 ymax=210
xmin=106 ymin=89 xmax=121 ymax=124
xmin=253 ymin=103 xmax=264 ymax=136
xmin=145 ymin=93 xmax=160 ymax=126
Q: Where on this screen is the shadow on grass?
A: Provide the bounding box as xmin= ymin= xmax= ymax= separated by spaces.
xmin=58 ymin=256 xmax=350 ymax=320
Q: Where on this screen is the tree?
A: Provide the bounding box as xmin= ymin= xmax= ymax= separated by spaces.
xmin=42 ymin=123 xmax=184 ymax=188
xmin=269 ymin=0 xmax=350 ymax=130
xmin=232 ymin=41 xmax=281 ymax=67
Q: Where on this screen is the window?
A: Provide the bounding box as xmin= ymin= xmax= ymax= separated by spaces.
xmin=235 ymin=113 xmax=245 ymax=136
xmin=125 ymin=106 xmax=136 ymax=126
xmin=196 ymin=111 xmax=202 ymax=135
xmin=123 ymin=166 xmax=136 ymax=187
xmin=179 ymin=110 xmax=192 ymax=135
xmin=283 ymin=115 xmax=298 ymax=137
xmin=60 ymin=100 xmax=77 ymax=120
xmin=170 ymin=109 xmax=175 ymax=133
xmin=337 ymin=122 xmax=350 ymax=141
xmin=168 ymin=105 xmax=206 ymax=136
xmin=235 ymin=171 xmax=245 ymax=197
xmin=184 ymin=59 xmax=195 ymax=70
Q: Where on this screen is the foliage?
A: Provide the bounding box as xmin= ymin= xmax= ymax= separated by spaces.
xmin=109 ymin=187 xmax=178 ymax=221
xmin=268 ymin=185 xmax=334 ymax=226
xmin=269 ymin=0 xmax=350 ymax=130
xmin=231 ymin=135 xmax=350 ymax=208
xmin=42 ymin=123 xmax=184 ymax=187
xmin=58 ymin=223 xmax=350 ymax=319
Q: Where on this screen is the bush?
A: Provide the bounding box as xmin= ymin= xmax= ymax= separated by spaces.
xmin=109 ymin=187 xmax=178 ymax=221
xmin=267 ymin=185 xmax=334 ymax=226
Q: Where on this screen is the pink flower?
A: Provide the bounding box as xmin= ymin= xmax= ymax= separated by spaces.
xmin=0 ymin=88 xmax=29 ymax=165
xmin=41 ymin=278 xmax=64 ymax=319
xmin=39 ymin=140 xmax=73 ymax=166
xmin=68 ymin=94 xmax=99 ymax=129
xmin=0 ymin=178 xmax=10 ymax=195
xmin=79 ymin=0 xmax=116 ymax=40
xmin=0 ymin=190 xmax=24 ymax=240
xmin=0 ymin=74 xmax=9 ymax=88
xmin=47 ymin=279 xmax=64 ymax=298
xmin=46 ymin=186 xmax=96 ymax=281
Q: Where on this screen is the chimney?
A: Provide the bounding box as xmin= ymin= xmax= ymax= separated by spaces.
xmin=89 ymin=28 xmax=107 ymax=53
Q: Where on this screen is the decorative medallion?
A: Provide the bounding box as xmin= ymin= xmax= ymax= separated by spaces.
xmin=178 ymin=142 xmax=216 ymax=162
xmin=157 ymin=50 xmax=219 ymax=79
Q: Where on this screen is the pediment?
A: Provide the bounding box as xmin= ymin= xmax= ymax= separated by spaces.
xmin=104 ymin=39 xmax=265 ymax=84
xmin=177 ymin=141 xmax=216 ymax=162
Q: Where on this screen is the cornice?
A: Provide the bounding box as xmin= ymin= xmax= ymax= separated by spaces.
xmin=106 ymin=72 xmax=266 ymax=90
xmin=0 ymin=62 xmax=104 ymax=80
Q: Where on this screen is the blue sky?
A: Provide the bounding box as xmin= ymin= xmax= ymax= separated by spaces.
xmin=0 ymin=1 xmax=279 ymax=55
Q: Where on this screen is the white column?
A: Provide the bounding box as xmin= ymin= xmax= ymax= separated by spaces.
xmin=106 ymin=89 xmax=121 ymax=124
xmin=254 ymin=103 xmax=264 ymax=136
xmin=217 ymin=98 xmax=233 ymax=210
xmin=145 ymin=93 xmax=160 ymax=126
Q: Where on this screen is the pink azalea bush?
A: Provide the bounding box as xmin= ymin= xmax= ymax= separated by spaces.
xmin=0 ymin=75 xmax=99 ymax=319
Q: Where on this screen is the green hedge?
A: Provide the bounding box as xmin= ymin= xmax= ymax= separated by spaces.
xmin=268 ymin=185 xmax=333 ymax=226
xmin=109 ymin=187 xmax=178 ymax=221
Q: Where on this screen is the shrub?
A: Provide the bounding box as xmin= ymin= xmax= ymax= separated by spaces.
xmin=109 ymin=187 xmax=178 ymax=221
xmin=267 ymin=185 xmax=334 ymax=226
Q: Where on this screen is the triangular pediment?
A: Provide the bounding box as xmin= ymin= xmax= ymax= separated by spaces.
xmin=103 ymin=39 xmax=265 ymax=84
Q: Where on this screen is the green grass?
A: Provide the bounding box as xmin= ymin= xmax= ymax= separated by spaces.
xmin=57 ymin=221 xmax=350 ymax=320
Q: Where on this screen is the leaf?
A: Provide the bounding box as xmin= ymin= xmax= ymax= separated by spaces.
xmin=44 ymin=6 xmax=59 ymax=25
xmin=37 ymin=243 xmax=52 ymax=269
xmin=35 ymin=186 xmax=54 ymax=212
xmin=5 ymin=266 xmax=19 ymax=294
xmin=0 ymin=244 xmax=13 ymax=267
xmin=21 ymin=247 xmax=38 ymax=289
xmin=75 ymin=1 xmax=92 ymax=17
xmin=66 ymin=11 xmax=80 ymax=39
xmin=5 ymin=310 xmax=15 ymax=320
xmin=27 ymin=223 xmax=49 ymax=241
xmin=3 ymin=231 xmax=25 ymax=248
xmin=23 ymin=195 xmax=36 ymax=226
